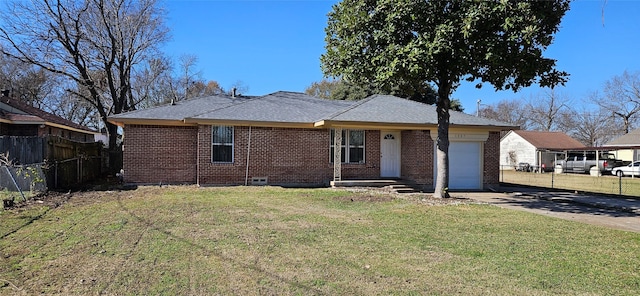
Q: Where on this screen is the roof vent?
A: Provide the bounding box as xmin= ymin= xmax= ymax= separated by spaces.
xmin=232 ymin=87 xmax=237 ymax=98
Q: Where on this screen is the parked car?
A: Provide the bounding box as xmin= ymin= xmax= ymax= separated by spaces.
xmin=611 ymin=161 xmax=640 ymax=177
xmin=515 ymin=162 xmax=531 ymax=172
xmin=554 ymin=152 xmax=625 ymax=174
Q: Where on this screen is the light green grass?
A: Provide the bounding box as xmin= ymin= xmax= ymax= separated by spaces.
xmin=1 ymin=186 xmax=639 ymax=295
xmin=501 ymin=170 xmax=640 ymax=196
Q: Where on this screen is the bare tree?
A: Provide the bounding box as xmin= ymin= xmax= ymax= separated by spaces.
xmin=0 ymin=0 xmax=169 ymax=169
xmin=595 ymin=71 xmax=640 ymax=134
xmin=558 ymin=106 xmax=617 ymax=146
xmin=176 ymin=54 xmax=202 ymax=100
xmin=132 ymin=55 xmax=225 ymax=108
xmin=0 ymin=53 xmax=63 ymax=109
xmin=528 ymin=89 xmax=570 ymax=131
xmin=131 ymin=56 xmax=175 ymax=108
xmin=51 ymin=91 xmax=101 ymax=129
xmin=479 ymin=99 xmax=532 ymax=130
xmin=203 ymin=81 xmax=225 ymax=96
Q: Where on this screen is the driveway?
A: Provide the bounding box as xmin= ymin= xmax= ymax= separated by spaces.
xmin=457 ymin=187 xmax=640 ymax=233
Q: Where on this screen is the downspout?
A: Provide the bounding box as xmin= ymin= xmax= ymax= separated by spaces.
xmin=245 ymin=126 xmax=252 ymax=186
xmin=196 ymin=127 xmax=200 ymax=186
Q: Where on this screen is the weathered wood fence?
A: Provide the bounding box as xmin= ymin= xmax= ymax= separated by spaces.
xmin=0 ymin=136 xmax=45 ymax=164
xmin=0 ymin=136 xmax=106 ymax=190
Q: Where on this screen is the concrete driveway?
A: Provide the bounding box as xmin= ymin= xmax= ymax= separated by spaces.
xmin=456 ymin=187 xmax=640 ymax=233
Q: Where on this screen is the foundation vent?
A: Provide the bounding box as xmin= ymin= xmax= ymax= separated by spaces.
xmin=251 ymin=177 xmax=268 ymax=186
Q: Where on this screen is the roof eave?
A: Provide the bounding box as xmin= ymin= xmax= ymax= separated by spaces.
xmin=108 ymin=117 xmax=196 ymax=127
xmin=449 ymin=124 xmax=517 ymax=132
xmin=316 ymin=120 xmax=435 ymax=130
xmin=184 ymin=118 xmax=316 ymax=129
xmin=317 ymin=120 xmax=516 ymax=132
xmin=6 ymin=120 xmax=45 ymax=125
xmin=44 ymin=122 xmax=99 ymax=135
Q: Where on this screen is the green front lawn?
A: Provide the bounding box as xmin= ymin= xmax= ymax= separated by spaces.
xmin=1 ymin=186 xmax=639 ymax=295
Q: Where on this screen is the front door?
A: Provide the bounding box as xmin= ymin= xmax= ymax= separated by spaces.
xmin=380 ymin=131 xmax=401 ymax=178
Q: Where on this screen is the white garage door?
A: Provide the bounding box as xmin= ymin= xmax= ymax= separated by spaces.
xmin=447 ymin=142 xmax=482 ymax=190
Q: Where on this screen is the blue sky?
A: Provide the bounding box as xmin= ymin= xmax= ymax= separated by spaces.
xmin=163 ymin=0 xmax=640 ymax=114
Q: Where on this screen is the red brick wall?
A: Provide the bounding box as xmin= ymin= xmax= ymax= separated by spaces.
xmin=198 ymin=126 xmax=380 ymax=186
xmin=401 ymin=130 xmax=434 ymax=187
xmin=123 ymin=125 xmax=197 ymax=184
xmin=483 ymin=131 xmax=501 ymax=188
xmin=122 ymin=124 xmax=497 ymax=188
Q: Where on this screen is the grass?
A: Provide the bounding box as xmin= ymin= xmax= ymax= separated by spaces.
xmin=1 ymin=186 xmax=639 ymax=295
xmin=501 ymin=170 xmax=640 ymax=196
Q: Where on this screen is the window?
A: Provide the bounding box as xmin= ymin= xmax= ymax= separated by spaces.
xmin=330 ymin=129 xmax=364 ymax=163
xmin=212 ymin=126 xmax=233 ymax=163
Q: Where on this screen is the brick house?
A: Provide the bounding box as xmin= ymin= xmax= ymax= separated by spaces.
xmin=108 ymin=91 xmax=514 ymax=190
xmin=0 ymin=92 xmax=98 ymax=142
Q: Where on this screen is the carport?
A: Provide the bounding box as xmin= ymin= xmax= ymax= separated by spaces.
xmin=546 ymin=146 xmax=640 ymax=176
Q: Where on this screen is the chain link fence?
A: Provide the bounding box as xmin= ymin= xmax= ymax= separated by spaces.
xmin=0 ymin=164 xmax=47 ymax=205
xmin=500 ymin=165 xmax=640 ymax=197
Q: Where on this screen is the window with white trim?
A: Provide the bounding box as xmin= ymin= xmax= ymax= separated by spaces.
xmin=212 ymin=125 xmax=233 ymax=163
xmin=330 ymin=129 xmax=365 ymax=163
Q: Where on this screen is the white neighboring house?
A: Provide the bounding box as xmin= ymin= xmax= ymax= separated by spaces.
xmin=500 ymin=130 xmax=584 ymax=171
xmin=604 ymin=128 xmax=640 ymax=162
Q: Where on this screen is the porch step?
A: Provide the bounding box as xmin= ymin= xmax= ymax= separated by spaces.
xmin=388 ymin=183 xmax=421 ymax=194
xmin=331 ymin=179 xmax=423 ymax=194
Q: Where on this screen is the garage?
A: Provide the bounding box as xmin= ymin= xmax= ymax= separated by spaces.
xmin=435 ymin=141 xmax=483 ymax=190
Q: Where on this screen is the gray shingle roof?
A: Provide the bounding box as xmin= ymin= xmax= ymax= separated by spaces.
xmin=327 ymin=94 xmax=515 ymax=127
xmin=109 ymin=91 xmax=515 ymax=129
xmin=189 ymin=91 xmax=354 ymax=123
xmin=111 ymin=95 xmax=256 ymax=121
xmin=605 ymin=128 xmax=640 ymax=146
xmin=1 ymin=95 xmax=97 ymax=133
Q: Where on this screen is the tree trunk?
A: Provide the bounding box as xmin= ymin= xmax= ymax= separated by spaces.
xmin=433 ymin=83 xmax=451 ymax=198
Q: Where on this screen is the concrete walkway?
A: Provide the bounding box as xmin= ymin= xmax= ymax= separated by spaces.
xmin=456 ymin=187 xmax=640 ymax=233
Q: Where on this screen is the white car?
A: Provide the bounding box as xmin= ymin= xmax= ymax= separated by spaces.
xmin=611 ymin=161 xmax=640 ymax=177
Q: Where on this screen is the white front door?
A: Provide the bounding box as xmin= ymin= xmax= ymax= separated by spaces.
xmin=381 ymin=131 xmax=401 ymax=178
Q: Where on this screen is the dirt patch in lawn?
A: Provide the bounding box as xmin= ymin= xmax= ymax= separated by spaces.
xmin=2 ymin=183 xmax=137 ymax=212
xmin=335 ymin=194 xmax=396 ymax=203
xmin=337 ymin=187 xmax=476 ymax=206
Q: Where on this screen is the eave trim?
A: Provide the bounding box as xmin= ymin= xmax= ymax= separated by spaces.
xmin=184 ymin=118 xmax=316 ymax=129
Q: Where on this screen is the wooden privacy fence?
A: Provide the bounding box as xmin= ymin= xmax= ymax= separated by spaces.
xmin=0 ymin=136 xmax=106 ymax=190
xmin=0 ymin=136 xmax=45 ymax=164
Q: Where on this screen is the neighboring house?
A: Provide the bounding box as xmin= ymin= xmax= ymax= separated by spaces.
xmin=500 ymin=130 xmax=584 ymax=171
xmin=108 ymin=91 xmax=515 ymax=190
xmin=0 ymin=91 xmax=98 ymax=142
xmin=604 ymin=129 xmax=640 ymax=162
